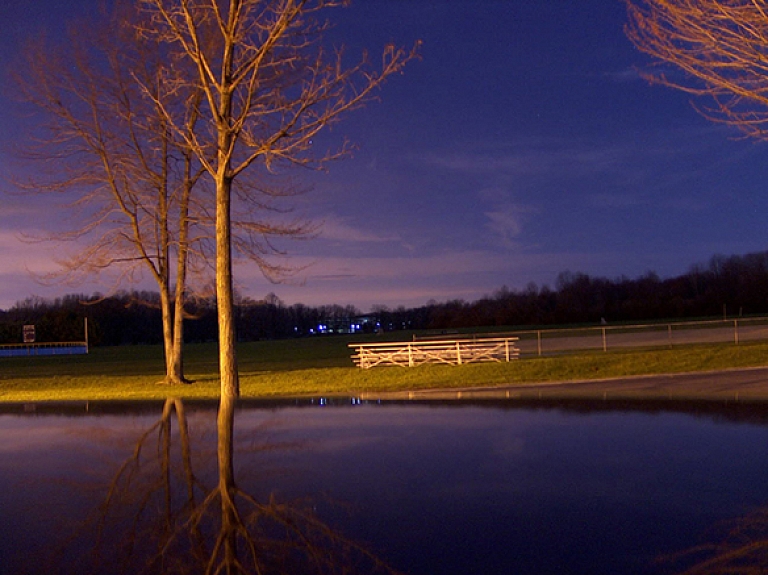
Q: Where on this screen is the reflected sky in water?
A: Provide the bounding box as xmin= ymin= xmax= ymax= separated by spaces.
xmin=2 ymin=401 xmax=768 ymax=574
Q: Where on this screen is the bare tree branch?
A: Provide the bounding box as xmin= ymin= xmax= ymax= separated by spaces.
xmin=626 ymin=0 xmax=768 ymax=139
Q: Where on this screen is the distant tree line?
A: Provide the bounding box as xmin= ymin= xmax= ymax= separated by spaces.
xmin=0 ymin=292 xmax=361 ymax=346
xmin=3 ymin=250 xmax=768 ymax=346
xmin=366 ymin=251 xmax=768 ymax=331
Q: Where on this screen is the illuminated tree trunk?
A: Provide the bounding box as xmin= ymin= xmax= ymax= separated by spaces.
xmin=159 ymin=288 xmax=178 ymax=383
xmin=216 ymin=174 xmax=239 ymax=398
xmin=168 ymin=160 xmax=196 ymax=386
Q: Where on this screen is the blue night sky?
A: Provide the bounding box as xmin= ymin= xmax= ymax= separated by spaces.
xmin=2 ymin=1 xmax=768 ymax=312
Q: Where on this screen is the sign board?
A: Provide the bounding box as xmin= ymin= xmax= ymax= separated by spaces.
xmin=23 ymin=325 xmax=35 ymax=344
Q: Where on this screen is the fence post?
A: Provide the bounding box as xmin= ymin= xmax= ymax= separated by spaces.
xmin=734 ymin=320 xmax=739 ymax=345
xmin=456 ymin=341 xmax=462 ymax=365
xmin=602 ymin=327 xmax=607 ymax=352
xmin=408 ymin=344 xmax=413 ymax=367
xmin=537 ymin=331 xmax=542 ymax=356
xmin=505 ymin=339 xmax=510 ymax=362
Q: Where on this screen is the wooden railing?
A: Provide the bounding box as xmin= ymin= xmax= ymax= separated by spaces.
xmin=349 ymin=337 xmax=520 ymax=369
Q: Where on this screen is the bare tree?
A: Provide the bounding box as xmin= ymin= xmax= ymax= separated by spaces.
xmin=16 ymin=5 xmax=206 ymax=384
xmin=137 ymin=0 xmax=419 ymax=398
xmin=625 ymin=0 xmax=768 ymax=140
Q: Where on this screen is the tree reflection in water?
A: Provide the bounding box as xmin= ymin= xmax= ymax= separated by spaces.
xmin=51 ymin=395 xmax=401 ymax=575
xmin=660 ymin=507 xmax=768 ymax=574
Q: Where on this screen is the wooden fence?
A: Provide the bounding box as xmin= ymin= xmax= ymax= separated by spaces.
xmin=349 ymin=337 xmax=520 ymax=369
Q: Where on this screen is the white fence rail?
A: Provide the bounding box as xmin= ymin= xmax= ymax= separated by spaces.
xmin=349 ymin=337 xmax=520 ymax=369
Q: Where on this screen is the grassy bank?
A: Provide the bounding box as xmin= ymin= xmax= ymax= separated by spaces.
xmin=2 ymin=336 xmax=768 ymax=402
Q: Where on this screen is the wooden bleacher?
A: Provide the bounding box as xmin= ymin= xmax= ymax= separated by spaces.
xmin=349 ymin=337 xmax=519 ymax=369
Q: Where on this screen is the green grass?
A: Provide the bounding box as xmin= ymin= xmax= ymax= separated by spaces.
xmin=2 ymin=336 xmax=768 ymax=402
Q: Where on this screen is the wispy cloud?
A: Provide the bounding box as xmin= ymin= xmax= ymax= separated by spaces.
xmin=234 ymin=249 xmax=515 ymax=302
xmin=233 ymin=244 xmax=684 ymax=311
xmin=420 ymin=127 xmax=740 ymax=184
xmin=317 ymin=216 xmax=402 ymax=244
xmin=285 ymin=249 xmax=512 ymax=282
xmin=605 ymin=67 xmax=643 ymax=83
xmin=0 ymin=230 xmax=107 ymax=309
xmin=421 ymin=139 xmax=629 ymax=178
xmin=484 ymin=203 xmax=538 ymax=249
xmin=0 ymin=230 xmax=61 ymax=273
xmin=588 ymin=192 xmax=643 ymax=209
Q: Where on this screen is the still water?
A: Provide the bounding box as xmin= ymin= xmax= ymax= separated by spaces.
xmin=1 ymin=399 xmax=768 ymax=574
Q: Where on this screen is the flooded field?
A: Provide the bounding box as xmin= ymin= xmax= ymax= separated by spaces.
xmin=2 ymin=397 xmax=768 ymax=574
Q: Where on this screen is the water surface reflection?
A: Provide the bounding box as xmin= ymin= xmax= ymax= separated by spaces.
xmin=2 ymin=398 xmax=768 ymax=574
xmin=1 ymin=397 xmax=401 ymax=575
